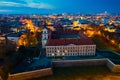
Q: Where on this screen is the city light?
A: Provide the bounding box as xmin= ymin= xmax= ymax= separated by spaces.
xmin=111 ymin=40 xmax=115 ymax=44
xmin=0 ymin=1 xmax=120 ymax=79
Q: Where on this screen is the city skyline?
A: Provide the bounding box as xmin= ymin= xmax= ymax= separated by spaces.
xmin=0 ymin=0 xmax=120 ymax=14
xmin=0 ymin=4 xmax=120 ymax=79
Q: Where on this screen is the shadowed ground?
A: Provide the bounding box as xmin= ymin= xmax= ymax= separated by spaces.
xmin=29 ymin=66 xmax=120 ymax=80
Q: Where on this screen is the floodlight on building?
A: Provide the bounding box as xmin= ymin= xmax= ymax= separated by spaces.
xmin=57 ymin=50 xmax=60 ymax=53
xmin=52 ymin=53 xmax=55 ymax=56
xmin=62 ymin=53 xmax=65 ymax=56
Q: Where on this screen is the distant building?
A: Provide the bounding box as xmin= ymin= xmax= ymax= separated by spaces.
xmin=73 ymin=20 xmax=79 ymax=27
xmin=0 ymin=37 xmax=17 ymax=58
xmin=7 ymin=32 xmax=23 ymax=44
xmin=104 ymin=26 xmax=116 ymax=32
xmin=44 ymin=30 xmax=96 ymax=57
xmin=103 ymin=18 xmax=110 ymax=25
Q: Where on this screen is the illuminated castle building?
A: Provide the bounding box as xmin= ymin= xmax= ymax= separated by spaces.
xmin=43 ymin=29 xmax=96 ymax=57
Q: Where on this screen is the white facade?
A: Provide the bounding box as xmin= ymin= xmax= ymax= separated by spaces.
xmin=7 ymin=37 xmax=19 ymax=44
xmin=46 ymin=44 xmax=96 ymax=57
xmin=42 ymin=28 xmax=48 ymax=48
xmin=0 ymin=36 xmax=18 ymax=44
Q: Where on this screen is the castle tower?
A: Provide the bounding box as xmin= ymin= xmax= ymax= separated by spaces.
xmin=42 ymin=28 xmax=48 ymax=48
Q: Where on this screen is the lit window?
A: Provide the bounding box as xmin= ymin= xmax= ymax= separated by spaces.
xmin=52 ymin=53 xmax=55 ymax=56
xmin=62 ymin=53 xmax=65 ymax=56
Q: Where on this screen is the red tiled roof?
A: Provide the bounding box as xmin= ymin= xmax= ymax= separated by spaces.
xmin=51 ymin=30 xmax=88 ymax=39
xmin=52 ymin=30 xmax=79 ymax=35
xmin=46 ymin=39 xmax=95 ymax=46
xmin=46 ymin=30 xmax=95 ymax=46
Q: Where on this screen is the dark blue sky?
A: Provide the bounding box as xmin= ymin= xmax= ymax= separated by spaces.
xmin=0 ymin=0 xmax=120 ymax=14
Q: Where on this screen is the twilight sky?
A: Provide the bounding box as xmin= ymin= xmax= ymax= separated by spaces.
xmin=0 ymin=0 xmax=120 ymax=14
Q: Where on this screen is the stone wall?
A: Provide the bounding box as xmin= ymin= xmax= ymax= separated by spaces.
xmin=106 ymin=59 xmax=120 ymax=72
xmin=106 ymin=59 xmax=115 ymax=71
xmin=53 ymin=59 xmax=120 ymax=72
xmin=6 ymin=58 xmax=120 ymax=80
xmin=8 ymin=68 xmax=53 ymax=80
xmin=113 ymin=65 xmax=120 ymax=72
xmin=53 ymin=59 xmax=107 ymax=67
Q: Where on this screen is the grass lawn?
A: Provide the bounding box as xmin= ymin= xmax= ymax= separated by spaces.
xmin=29 ymin=66 xmax=120 ymax=80
xmin=92 ymin=36 xmax=119 ymax=52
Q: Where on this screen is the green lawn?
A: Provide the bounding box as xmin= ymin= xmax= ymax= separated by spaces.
xmin=29 ymin=66 xmax=120 ymax=80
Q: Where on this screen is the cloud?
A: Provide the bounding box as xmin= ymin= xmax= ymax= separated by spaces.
xmin=0 ymin=9 xmax=12 ymax=12
xmin=0 ymin=1 xmax=25 ymax=7
xmin=0 ymin=1 xmax=54 ymax=9
xmin=27 ymin=3 xmax=54 ymax=9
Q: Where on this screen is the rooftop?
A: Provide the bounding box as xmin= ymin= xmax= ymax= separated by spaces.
xmin=47 ymin=30 xmax=95 ymax=46
xmin=46 ymin=39 xmax=95 ymax=46
xmin=59 ymin=34 xmax=80 ymax=39
xmin=52 ymin=30 xmax=80 ymax=35
xmin=7 ymin=32 xmax=23 ymax=37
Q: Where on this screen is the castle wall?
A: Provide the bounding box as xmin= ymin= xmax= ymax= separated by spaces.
xmin=8 ymin=68 xmax=53 ymax=80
